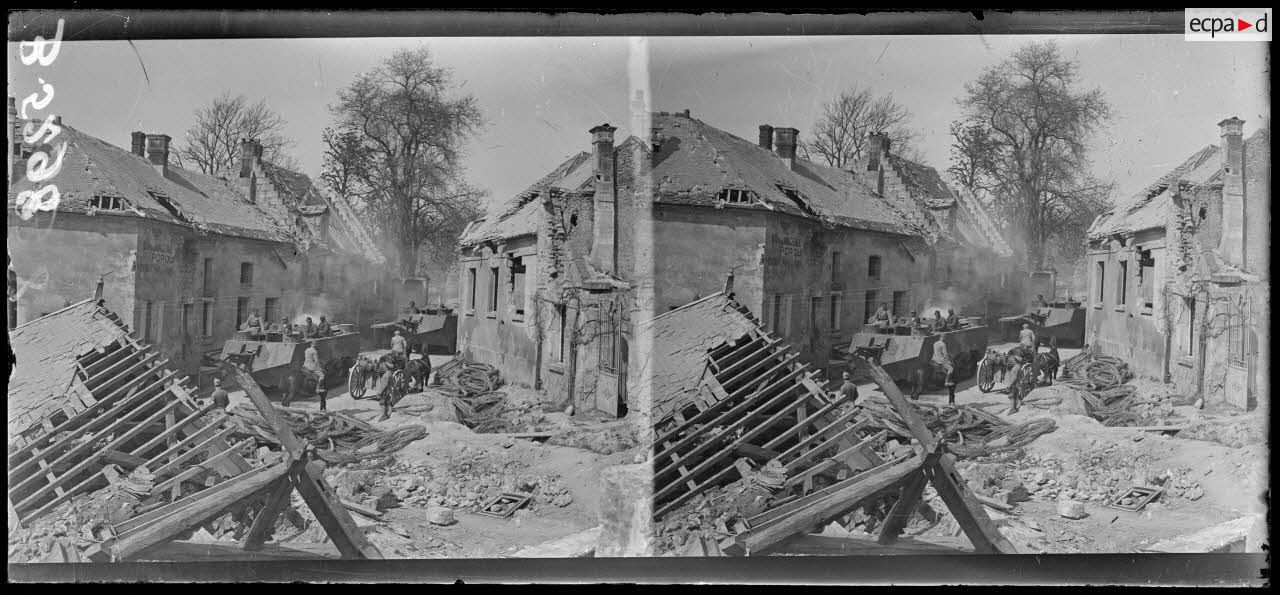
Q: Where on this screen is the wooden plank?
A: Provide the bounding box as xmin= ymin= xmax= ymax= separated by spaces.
xmin=149 ymin=437 xmax=253 ymax=496
xmin=745 ymin=457 xmax=901 ymax=528
xmin=242 ymin=476 xmax=296 ymax=551
xmin=16 ymin=397 xmax=186 ymax=517
xmin=734 ymin=444 xmax=781 ymax=464
xmin=100 ymin=450 xmax=149 ymax=470
xmin=128 ymin=402 xmax=217 ymax=461
xmin=655 ymin=364 xmax=805 ymax=468
xmin=655 ymin=381 xmax=803 ymax=493
xmin=734 ymin=455 xmax=923 ymax=555
xmin=856 ymin=358 xmax=1018 ymax=555
xmin=719 ymin=350 xmax=797 ymax=396
xmin=713 ymin=338 xmax=777 ymax=382
xmin=113 ymin=464 xmax=279 ymax=535
xmin=875 ymin=467 xmax=931 ymax=545
xmin=290 ymin=461 xmax=381 ymax=559
xmin=772 ymin=411 xmax=866 ymax=464
xmin=761 ymin=394 xmax=853 ymax=452
xmin=8 ymin=366 xmax=176 ymax=483
xmin=222 ymin=362 xmax=302 ymax=459
xmin=140 ymin=413 xmax=231 ymax=470
xmin=782 ymin=431 xmax=890 ymax=487
xmin=111 ymin=462 xmax=291 ymax=560
xmin=83 ymin=346 xmax=151 ymax=389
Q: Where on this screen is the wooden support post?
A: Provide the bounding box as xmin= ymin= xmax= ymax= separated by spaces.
xmin=242 ymin=475 xmax=296 ymax=551
xmin=874 ymin=465 xmax=931 ymax=545
xmin=290 ymin=460 xmax=380 ymax=559
xmin=853 ymin=357 xmax=1018 ymax=555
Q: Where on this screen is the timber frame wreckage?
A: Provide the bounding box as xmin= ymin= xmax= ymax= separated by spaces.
xmin=7 ymin=297 xmax=380 ymax=561
xmin=644 ymin=289 xmax=1016 ymax=556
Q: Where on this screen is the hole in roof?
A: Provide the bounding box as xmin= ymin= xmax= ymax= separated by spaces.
xmin=569 ymin=213 xmax=578 ymax=227
xmin=776 ymin=185 xmax=808 ymax=210
xmin=148 ymin=191 xmax=186 ymax=222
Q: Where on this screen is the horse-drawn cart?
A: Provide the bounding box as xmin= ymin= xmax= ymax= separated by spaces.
xmin=845 ymin=323 xmax=990 ymax=398
xmin=998 ymin=304 xmax=1086 ymax=348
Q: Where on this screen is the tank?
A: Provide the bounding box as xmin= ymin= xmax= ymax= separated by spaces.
xmin=845 ymin=322 xmax=990 ymax=397
xmin=370 ymin=308 xmax=458 ymax=355
xmin=998 ymin=303 xmax=1086 ymax=347
xmin=220 ymin=326 xmax=361 ymax=393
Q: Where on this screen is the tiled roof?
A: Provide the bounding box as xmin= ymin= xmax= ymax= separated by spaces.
xmin=648 ymin=113 xmax=917 ymax=235
xmin=886 ymin=154 xmax=956 ymax=209
xmin=7 ymin=122 xmax=296 ymax=243
xmin=7 ymin=298 xmax=132 ymax=439
xmin=1089 ymin=129 xmax=1268 ymax=240
xmin=257 ymin=160 xmax=385 ymax=264
xmin=632 ymin=292 xmax=764 ymax=423
xmin=459 ymin=152 xmax=593 ymax=245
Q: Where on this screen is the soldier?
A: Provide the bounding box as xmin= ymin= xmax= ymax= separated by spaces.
xmin=272 ymin=317 xmax=291 ymax=341
xmin=317 ymin=315 xmax=331 ymax=336
xmin=303 ymin=316 xmax=317 ymax=339
xmin=1019 ymin=323 xmax=1036 ymax=350
xmin=838 ymin=371 xmax=860 ymax=405
xmin=931 ymin=339 xmax=957 ymax=404
xmin=302 ymin=340 xmax=327 ymax=411
xmin=869 ymin=303 xmax=892 ymax=333
xmin=945 ymin=308 xmax=960 ymax=330
xmin=391 ymin=329 xmax=408 ymax=361
xmin=241 ymin=309 xmax=263 ymax=337
xmin=209 ymin=378 xmax=230 ymax=411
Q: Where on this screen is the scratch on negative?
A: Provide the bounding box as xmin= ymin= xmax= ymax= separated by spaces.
xmin=127 ymin=39 xmax=151 ymax=86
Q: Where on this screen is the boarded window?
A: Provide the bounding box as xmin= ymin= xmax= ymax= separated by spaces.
xmin=557 ymin=304 xmax=568 ymax=363
xmin=240 ymin=262 xmax=254 ymax=285
xmin=1095 ymin=261 xmax=1106 ymax=305
xmin=829 ymin=295 xmax=840 ymax=330
xmin=864 ymin=290 xmax=877 ymax=325
xmin=868 ymin=255 xmax=882 ymax=280
xmin=831 ymin=251 xmax=841 ymax=284
xmin=467 ymin=268 xmax=478 ymax=309
xmin=489 ymin=267 xmax=500 ymax=312
xmin=236 ymin=297 xmax=250 ymax=328
xmin=1117 ymin=260 xmax=1128 ymax=306
xmin=1228 ymin=299 xmax=1247 ymax=366
xmin=202 ymin=302 xmax=214 ymax=336
xmin=598 ymin=304 xmax=617 ymax=373
xmin=264 ymin=297 xmax=279 ymax=323
xmin=1185 ymin=297 xmax=1197 ymax=356
xmin=1139 ymin=250 xmax=1155 ymax=312
xmin=892 ymin=291 xmax=908 ymax=318
xmin=510 ymin=257 xmax=527 ymax=317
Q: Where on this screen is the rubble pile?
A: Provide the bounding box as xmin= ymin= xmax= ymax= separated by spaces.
xmin=1177 ymin=419 xmax=1264 ymax=449
xmin=227 ymin=403 xmax=427 ymax=466
xmin=546 ymin=421 xmax=643 ymax=456
xmin=654 ymin=469 xmax=779 ymax=554
xmin=1002 ymin=443 xmax=1205 ymax=505
xmin=858 ymin=396 xmax=1057 ymax=460
xmin=325 ymin=446 xmax=575 ymax=515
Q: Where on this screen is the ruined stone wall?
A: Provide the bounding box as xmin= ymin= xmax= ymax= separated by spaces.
xmin=8 ymin=212 xmax=138 ymax=328
xmin=457 ymin=236 xmax=542 ymax=389
xmin=1085 ymin=231 xmax=1169 ymax=381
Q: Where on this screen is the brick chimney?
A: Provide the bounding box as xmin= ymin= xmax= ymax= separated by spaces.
xmin=758 ymin=124 xmax=774 ymax=151
xmin=1217 ymin=117 xmax=1246 ymax=269
xmin=145 ymin=133 xmax=171 ymax=178
xmin=774 ymin=127 xmax=798 ymax=170
xmin=130 ymin=131 xmax=146 ymax=157
xmin=589 ymin=123 xmax=618 ymax=274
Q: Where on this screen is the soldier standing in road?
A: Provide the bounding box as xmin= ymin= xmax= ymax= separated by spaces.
xmin=303 ymin=340 xmax=327 ymax=411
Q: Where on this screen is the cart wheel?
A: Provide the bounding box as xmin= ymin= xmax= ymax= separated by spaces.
xmin=349 ymin=366 xmax=367 ymax=399
xmin=977 ymin=357 xmax=996 ymax=393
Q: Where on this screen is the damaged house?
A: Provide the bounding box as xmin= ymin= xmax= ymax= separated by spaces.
xmin=7 ymin=102 xmax=387 ymax=385
xmin=458 ymin=111 xmax=1012 ymax=416
xmin=648 ymin=113 xmax=1012 ymax=373
xmin=1085 ymin=117 xmax=1269 ymax=410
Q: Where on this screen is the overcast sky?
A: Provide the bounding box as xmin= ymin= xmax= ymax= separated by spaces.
xmin=8 ymin=35 xmax=1269 ymax=208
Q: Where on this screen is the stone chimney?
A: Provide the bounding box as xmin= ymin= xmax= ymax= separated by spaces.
xmin=589 ymin=123 xmax=619 ymax=274
xmin=774 ymin=127 xmax=798 ymax=170
xmin=145 ymin=133 xmax=171 ymax=178
xmin=650 ymin=126 xmax=664 ymax=153
xmin=864 ymin=132 xmax=891 ymax=194
xmin=724 ymin=269 xmax=735 ymax=294
xmin=758 ymin=125 xmax=774 ymax=151
xmin=240 ymin=138 xmax=262 ymax=178
xmin=130 ymin=131 xmax=146 ymax=157
xmin=1217 ymin=117 xmax=1246 ymax=269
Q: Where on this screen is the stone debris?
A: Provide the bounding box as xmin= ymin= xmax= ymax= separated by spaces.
xmin=1057 ymin=498 xmax=1087 ymax=519
xmin=425 ymin=506 xmax=456 ymax=526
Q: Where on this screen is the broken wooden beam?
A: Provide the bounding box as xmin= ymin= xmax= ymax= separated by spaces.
xmin=774 ymin=533 xmax=974 ymax=556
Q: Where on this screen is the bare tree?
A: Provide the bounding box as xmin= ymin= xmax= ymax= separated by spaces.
xmin=322 ymin=47 xmax=485 ymax=278
xmin=798 ymin=86 xmax=921 ymax=169
xmin=173 ymin=92 xmax=298 ymax=175
xmin=947 ymin=41 xmax=1113 ymax=271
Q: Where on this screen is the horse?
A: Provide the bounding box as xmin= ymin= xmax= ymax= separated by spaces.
xmin=1033 ymin=339 xmax=1060 ymax=386
xmin=1005 ymin=361 xmax=1037 ymax=414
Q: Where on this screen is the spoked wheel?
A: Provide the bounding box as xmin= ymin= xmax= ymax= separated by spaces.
xmin=349 ymin=365 xmax=368 ymax=399
xmin=977 ymin=357 xmax=996 ymax=393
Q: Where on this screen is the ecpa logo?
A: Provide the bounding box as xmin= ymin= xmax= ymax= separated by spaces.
xmin=1186 ymin=9 xmax=1271 ymax=41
